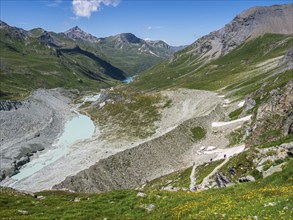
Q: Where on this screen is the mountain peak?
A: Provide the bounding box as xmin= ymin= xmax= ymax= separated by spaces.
xmin=0 ymin=20 xmax=9 ymax=29
xmin=116 ymin=33 xmax=143 ymax=44
xmin=146 ymin=40 xmax=170 ymax=49
xmin=72 ymin=26 xmax=82 ymax=32
xmin=64 ymin=26 xmax=99 ymax=43
xmin=65 ymin=26 xmax=85 ymax=34
xmin=187 ymin=3 xmax=293 ymax=61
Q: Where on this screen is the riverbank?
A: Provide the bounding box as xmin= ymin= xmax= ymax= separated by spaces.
xmin=0 ymin=89 xmax=73 ymax=179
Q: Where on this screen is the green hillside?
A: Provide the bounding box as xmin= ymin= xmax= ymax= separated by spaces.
xmin=94 ymin=34 xmax=174 ymax=75
xmin=0 ymin=22 xmax=126 ymax=100
xmin=1 ymin=152 xmax=292 ymax=219
xmin=133 ymin=34 xmax=292 ymax=99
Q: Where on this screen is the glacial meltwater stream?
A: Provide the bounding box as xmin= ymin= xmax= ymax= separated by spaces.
xmin=10 ymin=113 xmax=95 ymax=183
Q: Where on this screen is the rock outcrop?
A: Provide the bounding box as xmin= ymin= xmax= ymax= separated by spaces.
xmin=278 ymin=46 xmax=293 ymax=71
xmin=249 ymin=81 xmax=293 ymax=146
xmin=38 ymin=31 xmax=60 ymax=47
xmin=0 ymin=101 xmax=23 ymax=111
xmin=214 ymin=172 xmax=230 ymax=187
xmin=238 ymin=175 xmax=255 ymax=183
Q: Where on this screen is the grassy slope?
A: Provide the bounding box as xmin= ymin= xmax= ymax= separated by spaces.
xmin=133 ymin=34 xmax=292 ymax=98
xmin=1 ymin=156 xmax=292 ymax=219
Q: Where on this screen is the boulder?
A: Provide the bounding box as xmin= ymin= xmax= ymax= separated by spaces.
xmin=215 ymin=172 xmax=230 ymax=187
xmin=136 ymin=192 xmax=146 ymax=197
xmin=238 ymin=175 xmax=255 ymax=183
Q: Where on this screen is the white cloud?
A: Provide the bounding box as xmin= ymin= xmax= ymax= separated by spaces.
xmin=72 ymin=0 xmax=120 ymax=18
xmin=147 ymin=25 xmax=163 ymax=31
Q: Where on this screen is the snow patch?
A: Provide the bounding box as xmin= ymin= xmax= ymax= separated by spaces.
xmin=149 ymin=50 xmax=160 ymax=57
xmin=238 ymin=101 xmax=245 ymax=108
xmin=212 ymin=115 xmax=252 ymax=127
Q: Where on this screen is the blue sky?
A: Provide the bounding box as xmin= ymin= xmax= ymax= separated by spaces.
xmin=0 ymin=0 xmax=291 ymax=45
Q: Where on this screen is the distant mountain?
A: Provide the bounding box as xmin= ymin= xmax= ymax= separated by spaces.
xmin=95 ymin=33 xmax=175 ymax=74
xmin=62 ymin=27 xmax=178 ymax=74
xmin=0 ymin=20 xmax=183 ymax=99
xmin=64 ymin=26 xmax=100 ymax=43
xmin=0 ymin=21 xmax=127 ymax=99
xmin=0 ymin=20 xmax=29 ymax=40
xmin=112 ymin=33 xmax=144 ymax=46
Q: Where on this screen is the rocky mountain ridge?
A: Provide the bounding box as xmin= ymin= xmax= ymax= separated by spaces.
xmin=0 ymin=20 xmax=178 ymax=84
xmin=64 ymin=26 xmax=100 ymax=43
xmin=178 ymin=3 xmax=293 ymax=61
xmin=0 ymin=21 xmax=127 ymax=99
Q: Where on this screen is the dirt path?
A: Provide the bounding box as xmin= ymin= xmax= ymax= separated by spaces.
xmin=189 ymin=163 xmax=197 ymax=191
xmin=199 ymin=158 xmax=229 ymax=189
xmin=198 ymin=145 xmax=245 ymax=189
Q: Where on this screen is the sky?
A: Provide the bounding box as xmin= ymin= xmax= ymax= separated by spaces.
xmin=0 ymin=0 xmax=291 ymax=46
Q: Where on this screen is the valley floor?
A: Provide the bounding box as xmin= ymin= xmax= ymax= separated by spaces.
xmin=1 ymin=87 xmax=246 ymax=193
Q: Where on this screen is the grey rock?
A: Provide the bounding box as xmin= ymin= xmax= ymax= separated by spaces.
xmin=278 ymin=46 xmax=293 ymax=71
xmin=147 ymin=204 xmax=155 ymax=212
xmin=249 ymin=81 xmax=293 ymax=146
xmin=238 ymin=175 xmax=255 ymax=183
xmin=0 ymin=101 xmax=23 ymax=111
xmin=136 ymin=192 xmax=146 ymax=197
xmin=263 ymin=163 xmax=285 ymax=178
xmin=17 ymin=210 xmax=28 ymax=215
xmin=215 ymin=172 xmax=230 ymax=187
xmin=74 ymin=197 xmax=80 ymax=202
xmin=244 ymin=97 xmax=256 ymax=111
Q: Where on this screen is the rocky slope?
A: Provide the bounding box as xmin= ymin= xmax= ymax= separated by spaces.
xmin=248 ymin=80 xmax=293 ymax=146
xmin=179 ymin=3 xmax=293 ymax=61
xmin=3 ymin=89 xmax=227 ymax=192
xmin=54 ymin=95 xmax=227 ymax=192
